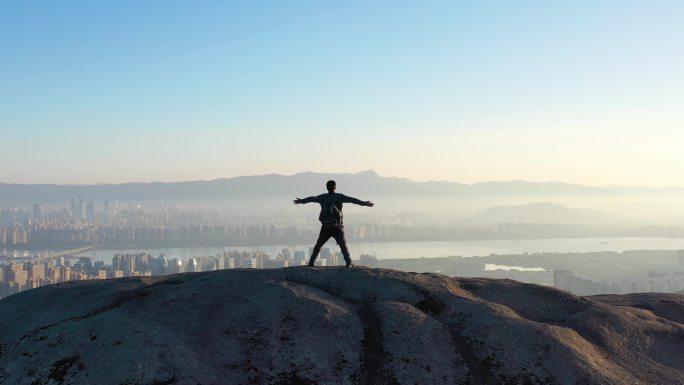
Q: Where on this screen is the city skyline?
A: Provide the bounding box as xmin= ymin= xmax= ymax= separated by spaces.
xmin=2 ymin=1 xmax=683 ymax=187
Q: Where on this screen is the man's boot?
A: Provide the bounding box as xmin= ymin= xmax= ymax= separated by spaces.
xmin=307 ymin=258 xmax=315 ymax=267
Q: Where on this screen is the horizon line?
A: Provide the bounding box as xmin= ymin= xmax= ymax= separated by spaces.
xmin=1 ymin=170 xmax=683 ymax=190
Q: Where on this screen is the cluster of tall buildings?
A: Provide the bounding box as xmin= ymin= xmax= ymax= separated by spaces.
xmin=0 ymin=198 xmax=615 ymax=253
xmin=0 ymin=199 xmax=403 ymax=249
xmin=70 ymin=199 xmax=96 ymax=222
xmin=0 ymin=225 xmax=30 ymax=247
xmin=0 ymin=257 xmax=105 ymax=298
xmin=0 ymin=247 xmax=352 ymax=300
xmin=4 ymin=221 xmax=602 ymax=250
xmin=554 ymin=252 xmax=684 ymax=296
xmin=0 ymin=222 xmax=97 ymax=249
xmin=107 ymin=247 xmax=347 ymax=277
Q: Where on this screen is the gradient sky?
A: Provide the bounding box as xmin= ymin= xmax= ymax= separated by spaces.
xmin=1 ymin=1 xmax=682 ymax=186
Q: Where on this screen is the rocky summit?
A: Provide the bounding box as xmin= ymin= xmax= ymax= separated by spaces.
xmin=0 ymin=268 xmax=682 ymax=385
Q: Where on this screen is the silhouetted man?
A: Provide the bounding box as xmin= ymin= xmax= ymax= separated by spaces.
xmin=294 ymin=180 xmax=374 ymax=267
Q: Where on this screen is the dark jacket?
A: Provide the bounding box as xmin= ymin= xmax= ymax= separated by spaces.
xmin=299 ymin=192 xmax=369 ymax=226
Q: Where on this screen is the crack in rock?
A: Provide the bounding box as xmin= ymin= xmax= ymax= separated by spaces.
xmin=448 ymin=326 xmax=500 ymax=385
xmin=280 ymin=277 xmax=400 ymax=385
xmin=356 ymin=303 xmax=400 ymax=385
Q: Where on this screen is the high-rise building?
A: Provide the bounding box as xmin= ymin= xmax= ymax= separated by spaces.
xmin=242 ymin=258 xmax=257 ymax=268
xmin=331 ymin=252 xmax=342 ymax=266
xmin=294 ymin=251 xmax=306 ymax=266
xmin=29 ymin=264 xmax=45 ymax=280
xmin=70 ymin=199 xmax=85 ymax=220
xmin=112 ymin=255 xmax=125 ymax=272
xmin=61 ymin=267 xmax=72 ymax=282
xmin=128 ymin=256 xmax=136 ymax=274
xmin=70 ymin=198 xmax=78 ymax=219
xmin=51 ymin=267 xmax=61 ymax=282
xmin=554 ymin=270 xmax=573 ymax=291
xmin=186 ymin=258 xmax=198 ymax=272
xmin=171 ymin=258 xmax=183 ymax=274
xmin=216 ymin=257 xmax=225 ymax=270
xmin=10 ymin=263 xmax=24 ymax=275
xmin=32 ymin=204 xmax=42 ymax=220
xmin=321 ymin=247 xmax=331 ymax=259
xmin=153 ymin=254 xmax=168 ymax=276
xmin=281 ymin=248 xmax=292 ymax=261
xmin=103 ymin=199 xmax=111 ymax=223
xmin=0 ymin=209 xmax=10 ymax=225
xmin=86 ymin=202 xmax=95 ymax=223
xmin=13 ymin=270 xmax=29 ymax=289
xmin=0 ymin=227 xmax=7 ymax=247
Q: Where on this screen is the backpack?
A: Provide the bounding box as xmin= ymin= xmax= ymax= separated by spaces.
xmin=319 ymin=194 xmax=342 ymax=226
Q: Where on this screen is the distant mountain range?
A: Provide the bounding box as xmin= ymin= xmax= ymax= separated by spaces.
xmin=0 ymin=169 xmax=679 ymax=205
xmin=469 ymin=202 xmax=614 ymax=224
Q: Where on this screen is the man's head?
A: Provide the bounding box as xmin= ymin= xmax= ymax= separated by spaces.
xmin=326 ymin=180 xmax=336 ymax=193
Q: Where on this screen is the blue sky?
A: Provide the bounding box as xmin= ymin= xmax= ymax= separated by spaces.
xmin=1 ymin=1 xmax=682 ymax=185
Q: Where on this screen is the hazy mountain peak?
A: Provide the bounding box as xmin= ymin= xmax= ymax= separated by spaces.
xmin=471 ymin=201 xmax=612 ymax=224
xmin=356 ymin=169 xmax=379 ymax=176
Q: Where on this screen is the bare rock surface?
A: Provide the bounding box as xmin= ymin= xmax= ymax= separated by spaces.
xmin=0 ymin=267 xmax=682 ymax=385
xmin=589 ymin=293 xmax=684 ymax=325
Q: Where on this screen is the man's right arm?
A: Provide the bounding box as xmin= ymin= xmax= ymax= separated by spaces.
xmin=293 ymin=196 xmax=319 ymax=205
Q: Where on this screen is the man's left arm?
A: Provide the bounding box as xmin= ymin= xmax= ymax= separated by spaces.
xmin=339 ymin=194 xmax=374 ymax=207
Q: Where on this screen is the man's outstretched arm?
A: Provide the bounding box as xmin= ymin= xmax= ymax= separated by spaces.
xmin=293 ymin=196 xmax=319 ymax=205
xmin=339 ymin=194 xmax=374 ymax=207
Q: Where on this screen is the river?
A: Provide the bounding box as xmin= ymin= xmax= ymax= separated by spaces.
xmin=66 ymin=237 xmax=684 ymax=263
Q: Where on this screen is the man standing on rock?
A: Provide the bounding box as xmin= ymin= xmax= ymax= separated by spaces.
xmin=294 ymin=180 xmax=374 ymax=267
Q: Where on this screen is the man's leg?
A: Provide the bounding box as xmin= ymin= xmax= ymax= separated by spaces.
xmin=309 ymin=226 xmax=332 ymax=266
xmin=332 ymin=226 xmax=353 ymax=267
